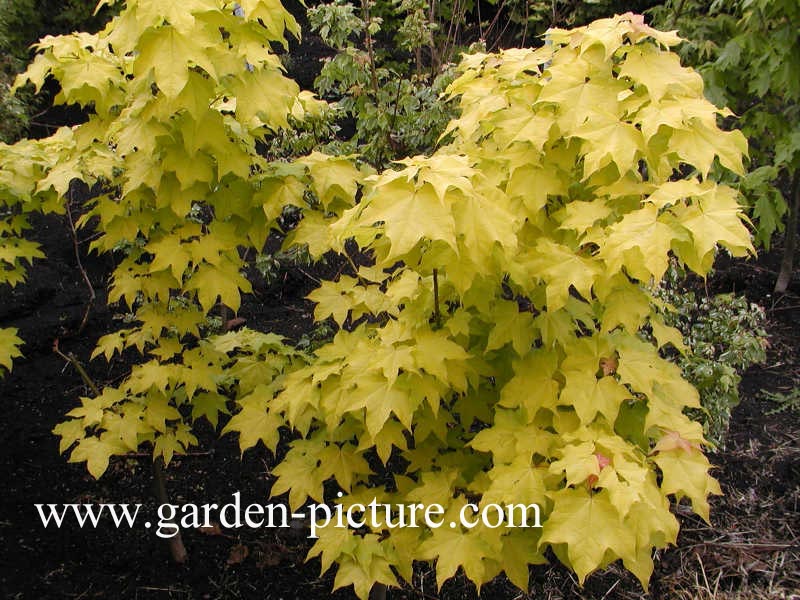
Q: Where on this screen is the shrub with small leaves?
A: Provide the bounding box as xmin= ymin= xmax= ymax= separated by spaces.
xmin=653 ymin=267 xmax=767 ymax=447
xmin=309 ymin=0 xmax=457 ymax=166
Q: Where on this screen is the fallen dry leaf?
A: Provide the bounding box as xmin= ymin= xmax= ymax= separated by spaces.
xmin=227 ymin=543 xmax=249 ymax=565
xmin=255 ymin=543 xmax=289 ymax=569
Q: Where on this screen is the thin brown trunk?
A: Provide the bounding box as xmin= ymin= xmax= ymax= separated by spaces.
xmin=153 ymin=457 xmax=188 ymax=564
xmin=427 ymin=0 xmax=440 ymax=72
xmin=52 ymin=349 xmax=188 ymax=563
xmin=361 ymin=0 xmax=379 ymax=95
xmin=65 ymin=186 xmax=95 ymax=333
xmin=54 ymin=347 xmax=100 ymax=397
xmin=775 ymin=171 xmax=799 ymax=293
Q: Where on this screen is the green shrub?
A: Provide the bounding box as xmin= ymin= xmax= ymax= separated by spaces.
xmin=308 ymin=0 xmax=458 ymax=166
xmin=654 ymin=265 xmax=767 ymax=447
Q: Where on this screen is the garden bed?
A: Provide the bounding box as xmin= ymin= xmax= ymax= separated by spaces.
xmin=0 ymin=209 xmax=797 ymax=600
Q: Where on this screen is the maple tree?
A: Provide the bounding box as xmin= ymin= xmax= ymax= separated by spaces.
xmin=1 ymin=1 xmax=757 ymax=597
xmin=281 ymin=14 xmax=752 ymax=595
xmin=6 ymin=0 xmax=333 ymax=474
xmin=0 ymin=0 xmax=118 ymax=143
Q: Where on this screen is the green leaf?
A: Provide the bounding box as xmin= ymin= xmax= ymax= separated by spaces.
xmin=540 ymin=488 xmax=634 ymax=583
xmin=485 ymin=300 xmax=536 ymax=355
xmin=518 ymin=239 xmax=600 ymax=311
xmin=135 ymin=25 xmax=211 ymax=97
xmin=619 ymin=44 xmax=704 ymax=102
xmin=674 ymin=187 xmax=753 ymax=265
xmin=231 ymin=67 xmax=299 ymax=129
xmin=52 ymin=419 xmax=87 ymax=454
xmin=222 ymin=384 xmax=284 ymax=452
xmin=419 ymin=526 xmax=498 ymax=587
xmin=270 ymin=442 xmax=325 ymax=510
xmin=597 ymin=204 xmax=680 ymax=280
xmin=558 ymin=373 xmax=631 ymax=425
xmin=0 ymin=327 xmax=24 ymax=373
xmin=69 ymin=435 xmax=129 ymax=479
xmin=192 ymin=392 xmax=229 ymax=429
xmin=318 ymin=444 xmax=371 ymax=492
xmin=356 ymin=178 xmax=457 ymax=262
xmin=308 ymin=278 xmax=357 ymax=325
xmin=144 ymin=393 xmax=182 ymax=433
xmin=653 ymin=448 xmax=722 ymax=523
xmin=186 ymin=259 xmax=252 ymax=313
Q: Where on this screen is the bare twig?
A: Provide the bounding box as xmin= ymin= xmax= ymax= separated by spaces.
xmin=66 ymin=187 xmax=95 ymax=333
xmin=121 ymin=451 xmax=213 ymax=459
xmin=768 ymin=305 xmax=800 ymax=312
xmin=53 ymin=341 xmax=100 ymax=397
xmin=296 ymin=267 xmax=321 ymax=285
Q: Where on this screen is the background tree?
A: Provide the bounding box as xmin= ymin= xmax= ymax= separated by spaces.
xmin=650 ymin=0 xmax=799 ymax=292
